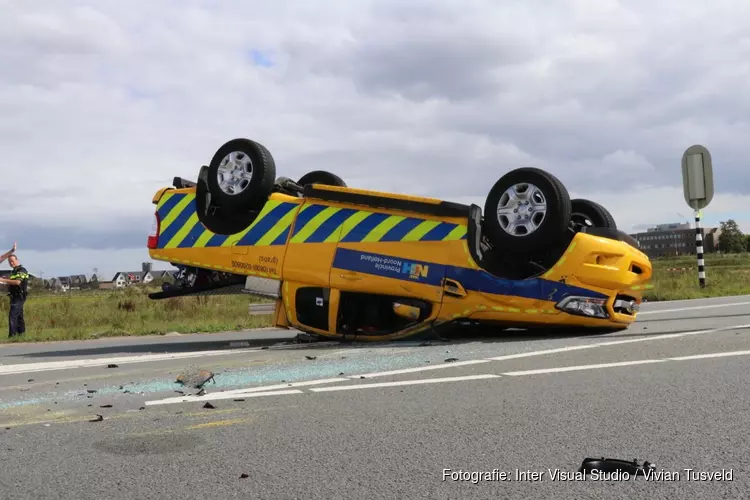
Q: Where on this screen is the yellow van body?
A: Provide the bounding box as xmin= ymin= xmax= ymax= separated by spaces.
xmin=148 ymin=183 xmax=652 ymax=341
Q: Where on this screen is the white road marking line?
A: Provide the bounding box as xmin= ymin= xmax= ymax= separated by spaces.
xmin=348 ymin=359 xmax=491 ymax=379
xmin=503 ymin=348 xmax=750 ymax=376
xmin=486 ymin=332 xmax=705 ymax=361
xmin=0 ymin=348 xmax=263 ymax=376
xmin=310 ymin=374 xmax=501 ymax=392
xmin=669 ymin=350 xmax=750 ymax=361
xmin=638 ymin=301 xmax=750 ymax=315
xmin=144 ymin=378 xmax=347 ymax=405
xmin=502 ymin=359 xmax=665 ymax=376
xmin=146 ymin=389 xmax=303 ymax=405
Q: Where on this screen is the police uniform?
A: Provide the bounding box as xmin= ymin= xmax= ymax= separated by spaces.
xmin=8 ymin=265 xmax=28 ymax=337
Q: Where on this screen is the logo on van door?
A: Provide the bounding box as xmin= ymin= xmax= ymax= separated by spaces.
xmin=402 ymin=262 xmax=428 ymax=280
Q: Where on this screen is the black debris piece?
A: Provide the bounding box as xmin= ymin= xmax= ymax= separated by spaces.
xmin=174 ymin=390 xmax=185 ymax=395
xmin=203 ymin=402 xmax=216 ymax=409
xmin=338 ymin=372 xmax=344 ymax=376
xmin=87 ymin=390 xmax=97 ymax=394
xmin=27 ymin=379 xmax=33 ymax=382
xmin=107 ymin=364 xmax=119 ymax=368
xmin=4 ymin=427 xmax=9 ymax=430
xmin=240 ymin=473 xmax=249 ymax=479
xmin=234 ymin=399 xmax=245 ymax=402
xmin=119 ymin=386 xmax=124 ymax=390
xmin=579 ymin=457 xmax=655 ymax=478
xmin=87 ymin=404 xmax=92 ymax=407
xmin=90 ymin=415 xmax=104 ymax=422
xmin=100 ymin=405 xmax=113 ymax=408
xmin=139 ymin=407 xmax=145 ymax=411
xmin=445 ymin=358 xmax=459 ymax=363
xmin=305 ymin=356 xmax=317 ymax=360
xmin=360 ymin=376 xmax=366 ymax=379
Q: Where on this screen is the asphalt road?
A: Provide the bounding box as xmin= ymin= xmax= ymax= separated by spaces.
xmin=2 ymin=295 xmax=750 ymax=499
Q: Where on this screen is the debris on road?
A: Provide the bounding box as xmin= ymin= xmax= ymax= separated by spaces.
xmin=87 ymin=389 xmax=97 ymax=394
xmin=176 ymin=367 xmax=215 ymax=388
xmin=445 ymin=358 xmax=459 ymax=363
xmin=240 ymin=473 xmax=249 ymax=479
xmin=578 ymin=457 xmax=655 ymax=477
xmin=27 ymin=379 xmax=34 ymax=382
xmin=203 ymin=402 xmax=216 ymax=409
xmin=234 ymin=399 xmax=245 ymax=402
xmin=339 ymin=372 xmax=344 ymax=376
xmin=100 ymin=405 xmax=113 ymax=408
xmin=107 ymin=364 xmax=119 ymax=368
xmin=174 ymin=390 xmax=185 ymax=395
xmin=90 ymin=415 xmax=104 ymax=422
xmin=305 ymin=355 xmax=317 ymax=360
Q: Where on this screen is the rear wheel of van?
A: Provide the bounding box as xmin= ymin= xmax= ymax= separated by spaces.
xmin=483 ymin=167 xmax=572 ymax=254
xmin=207 ymin=138 xmax=276 ymax=211
xmin=297 ymin=170 xmax=347 ymax=188
xmin=571 ymin=198 xmax=617 ymax=230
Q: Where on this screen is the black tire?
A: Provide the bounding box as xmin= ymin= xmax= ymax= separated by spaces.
xmin=483 ymin=167 xmax=572 ymax=253
xmin=196 ymin=173 xmax=259 ymax=235
xmin=297 ymin=170 xmax=347 ymax=188
xmin=207 ymin=138 xmax=276 ymax=210
xmin=571 ymin=199 xmax=617 ymax=230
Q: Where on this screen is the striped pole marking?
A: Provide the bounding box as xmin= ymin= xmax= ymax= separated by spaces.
xmin=695 ymin=210 xmax=706 ymax=288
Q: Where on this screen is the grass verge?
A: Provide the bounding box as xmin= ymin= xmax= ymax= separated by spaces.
xmin=0 ymin=285 xmax=273 ymax=343
xmin=3 ymin=253 xmax=750 ymax=342
xmin=644 ymin=253 xmax=750 ymax=301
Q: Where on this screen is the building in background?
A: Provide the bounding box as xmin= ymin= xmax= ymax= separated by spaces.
xmin=628 ymin=222 xmax=721 ymax=258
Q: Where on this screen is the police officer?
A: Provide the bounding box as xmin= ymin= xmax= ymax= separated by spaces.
xmin=0 ymin=244 xmax=29 ymax=338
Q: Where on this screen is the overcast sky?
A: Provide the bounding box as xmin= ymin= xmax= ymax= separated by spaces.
xmin=1 ymin=0 xmax=749 ymax=278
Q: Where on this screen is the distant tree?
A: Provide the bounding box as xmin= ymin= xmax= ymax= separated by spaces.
xmin=718 ymin=219 xmax=745 ymax=253
xmin=745 ymin=234 xmax=750 ymax=252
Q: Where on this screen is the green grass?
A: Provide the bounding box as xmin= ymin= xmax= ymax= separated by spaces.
xmin=3 ymin=253 xmax=750 ymax=342
xmin=0 ymin=285 xmax=273 ymax=343
xmin=644 ymin=252 xmax=750 ymax=301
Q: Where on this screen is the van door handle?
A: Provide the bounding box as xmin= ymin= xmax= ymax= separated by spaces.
xmin=340 ymin=273 xmax=363 ymax=281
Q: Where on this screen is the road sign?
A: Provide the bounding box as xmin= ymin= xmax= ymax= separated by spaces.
xmin=681 ymin=145 xmax=714 ymax=210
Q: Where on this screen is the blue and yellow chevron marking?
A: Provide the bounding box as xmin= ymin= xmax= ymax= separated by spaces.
xmin=155 ymin=192 xmax=300 ymax=249
xmin=289 ymin=203 xmax=468 ymax=244
xmin=155 ymin=195 xmax=467 ymax=250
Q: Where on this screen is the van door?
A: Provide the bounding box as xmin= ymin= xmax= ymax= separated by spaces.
xmin=281 ymin=200 xmax=355 ymax=288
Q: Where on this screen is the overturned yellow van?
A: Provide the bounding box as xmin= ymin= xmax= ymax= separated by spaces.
xmin=147 ymin=138 xmax=652 ymax=341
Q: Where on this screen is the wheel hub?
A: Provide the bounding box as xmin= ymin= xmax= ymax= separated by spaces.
xmin=217 ymin=151 xmax=253 ymax=195
xmin=495 ymin=182 xmax=547 ymax=237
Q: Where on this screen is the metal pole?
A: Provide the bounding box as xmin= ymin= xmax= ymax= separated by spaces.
xmin=695 ymin=210 xmax=706 ymax=288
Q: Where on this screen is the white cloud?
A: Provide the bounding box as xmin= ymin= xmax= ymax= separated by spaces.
xmin=1 ymin=0 xmax=749 ymax=276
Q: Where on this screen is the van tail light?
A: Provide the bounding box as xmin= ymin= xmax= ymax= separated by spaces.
xmin=147 ymin=212 xmax=160 ymax=249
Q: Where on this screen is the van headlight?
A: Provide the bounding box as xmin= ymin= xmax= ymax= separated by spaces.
xmin=555 ymin=296 xmax=609 ymax=319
